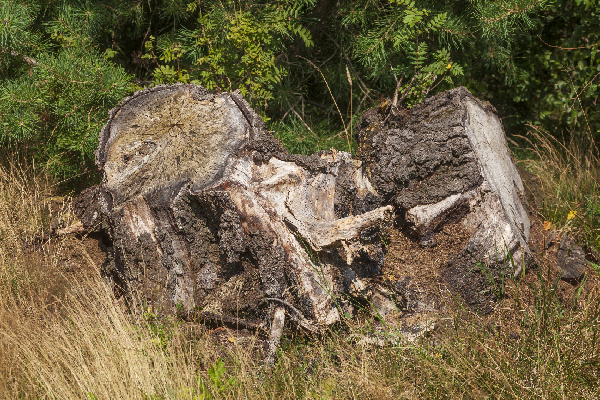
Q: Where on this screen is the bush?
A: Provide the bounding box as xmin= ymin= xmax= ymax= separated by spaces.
xmin=0 ymin=1 xmax=133 ymax=184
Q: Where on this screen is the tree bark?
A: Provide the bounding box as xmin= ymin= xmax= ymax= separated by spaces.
xmin=357 ymin=87 xmax=533 ymax=311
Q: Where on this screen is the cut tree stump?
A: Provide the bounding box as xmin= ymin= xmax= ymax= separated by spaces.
xmin=75 ymin=84 xmax=391 ymax=327
xmin=74 ymin=84 xmax=534 ymax=333
xmin=357 ymin=87 xmax=533 ymax=311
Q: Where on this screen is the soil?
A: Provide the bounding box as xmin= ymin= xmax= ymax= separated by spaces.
xmin=382 ymin=222 xmax=471 ymax=313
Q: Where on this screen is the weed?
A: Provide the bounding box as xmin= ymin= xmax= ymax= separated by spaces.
xmin=467 ymin=242 xmax=523 ymax=301
xmin=268 ymin=118 xmax=353 ymax=156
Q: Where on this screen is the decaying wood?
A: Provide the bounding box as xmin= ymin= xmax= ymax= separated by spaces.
xmin=264 ymin=297 xmax=318 ymax=333
xmin=357 ymin=87 xmax=533 ymax=311
xmin=74 ymin=83 xmax=534 ymax=336
xmin=75 ymin=83 xmax=391 ymax=330
xmin=56 ymin=221 xmax=86 ymax=235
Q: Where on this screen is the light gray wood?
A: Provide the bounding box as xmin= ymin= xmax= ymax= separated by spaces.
xmin=264 ymin=307 xmax=286 ymax=367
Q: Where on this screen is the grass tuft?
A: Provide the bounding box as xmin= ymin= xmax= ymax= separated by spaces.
xmin=517 ymin=126 xmax=600 ymax=251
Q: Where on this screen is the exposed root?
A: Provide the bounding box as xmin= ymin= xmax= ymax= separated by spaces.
xmin=264 ymin=297 xmax=319 ymax=333
xmin=264 ymin=306 xmax=286 ymax=368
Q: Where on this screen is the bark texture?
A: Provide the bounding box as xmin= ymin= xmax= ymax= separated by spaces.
xmin=75 ymin=84 xmax=534 ymax=327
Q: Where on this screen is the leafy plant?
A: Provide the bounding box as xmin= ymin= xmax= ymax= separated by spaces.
xmin=143 ymin=309 xmax=175 ymax=351
xmin=149 ymin=0 xmax=315 ymax=116
xmin=467 ymin=0 xmax=600 ymax=139
xmin=208 ymin=358 xmax=236 ymax=393
xmin=177 ymin=359 xmax=237 ymax=400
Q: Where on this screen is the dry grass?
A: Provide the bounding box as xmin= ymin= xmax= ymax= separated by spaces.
xmin=1 ymin=151 xmax=600 ymax=399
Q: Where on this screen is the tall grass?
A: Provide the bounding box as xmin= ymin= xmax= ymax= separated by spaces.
xmin=0 ymin=152 xmax=599 ymax=399
xmin=517 ymin=126 xmax=600 ymax=250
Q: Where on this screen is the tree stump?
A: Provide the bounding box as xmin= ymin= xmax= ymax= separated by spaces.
xmin=75 ymin=84 xmax=392 ymax=327
xmin=75 ymin=84 xmax=534 ymax=331
xmin=357 ymin=87 xmax=533 ymax=311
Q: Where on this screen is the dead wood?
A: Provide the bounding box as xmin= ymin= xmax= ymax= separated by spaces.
xmin=357 ymin=87 xmax=534 ymax=312
xmin=74 ymin=83 xmax=534 ymax=338
xmin=75 ymin=83 xmax=391 ymax=330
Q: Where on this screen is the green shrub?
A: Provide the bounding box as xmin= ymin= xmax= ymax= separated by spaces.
xmin=0 ymin=1 xmax=133 ymax=184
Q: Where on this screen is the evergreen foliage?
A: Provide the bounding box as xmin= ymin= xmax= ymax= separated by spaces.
xmin=0 ymin=0 xmax=598 ymax=182
xmin=0 ymin=0 xmax=133 ymax=183
xmin=474 ymin=0 xmax=600 ymax=138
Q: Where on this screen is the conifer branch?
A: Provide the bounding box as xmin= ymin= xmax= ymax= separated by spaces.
xmin=3 ymin=49 xmax=38 ymax=66
xmin=481 ymin=0 xmax=543 ymax=24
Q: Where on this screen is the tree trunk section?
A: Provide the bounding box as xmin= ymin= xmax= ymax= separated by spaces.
xmin=357 ymin=87 xmax=533 ymax=311
xmin=75 ymin=84 xmax=534 ymax=328
xmin=75 ymin=84 xmax=391 ymax=327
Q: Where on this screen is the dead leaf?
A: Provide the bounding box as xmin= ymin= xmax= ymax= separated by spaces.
xmin=543 ymin=221 xmax=552 ymax=231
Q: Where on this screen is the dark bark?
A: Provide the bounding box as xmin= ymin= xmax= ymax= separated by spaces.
xmin=357 ymin=87 xmax=534 ymax=312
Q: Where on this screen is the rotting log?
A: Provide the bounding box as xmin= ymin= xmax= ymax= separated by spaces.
xmin=74 ymin=83 xmax=392 ymax=328
xmin=357 ymin=87 xmax=534 ymax=311
xmin=74 ymin=83 xmax=534 ymax=333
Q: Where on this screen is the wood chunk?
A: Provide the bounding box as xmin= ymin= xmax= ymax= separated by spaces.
xmin=75 ymin=83 xmax=389 ymax=328
xmin=264 ymin=307 xmax=286 ymax=367
xmin=557 ymin=236 xmax=586 ymax=283
xmin=357 ymin=87 xmax=534 ymax=312
xmin=74 ymin=83 xmax=535 ymax=334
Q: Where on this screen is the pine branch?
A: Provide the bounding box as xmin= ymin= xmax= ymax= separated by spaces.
xmin=481 ymin=0 xmax=543 ymax=24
